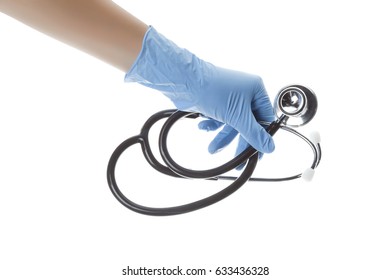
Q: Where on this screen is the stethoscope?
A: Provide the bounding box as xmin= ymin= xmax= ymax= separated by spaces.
xmin=107 ymin=84 xmax=321 ymax=216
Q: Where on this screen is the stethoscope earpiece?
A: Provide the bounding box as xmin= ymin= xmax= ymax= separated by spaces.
xmin=309 ymin=131 xmax=321 ymax=145
xmin=302 ymin=168 xmax=315 ymax=182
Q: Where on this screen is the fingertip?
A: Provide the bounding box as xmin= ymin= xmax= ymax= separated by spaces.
xmin=207 ymin=125 xmax=239 ymax=155
xmin=208 ymin=143 xmax=219 ymax=154
xmin=243 ymin=123 xmax=275 ymax=154
xmin=198 ymin=119 xmax=223 ymax=131
xmin=264 ymin=136 xmax=275 ymax=153
xmin=198 ymin=120 xmax=211 ymax=131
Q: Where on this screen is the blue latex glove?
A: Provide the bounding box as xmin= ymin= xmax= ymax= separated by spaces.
xmin=125 ymin=26 xmax=275 ymax=155
xmin=198 ymin=119 xmax=271 ymax=169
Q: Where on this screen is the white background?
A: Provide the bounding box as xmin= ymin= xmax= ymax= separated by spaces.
xmin=1 ymin=0 xmax=389 ymax=279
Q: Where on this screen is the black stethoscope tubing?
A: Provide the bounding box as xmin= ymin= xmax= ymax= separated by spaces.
xmin=107 ymin=109 xmax=321 ymax=216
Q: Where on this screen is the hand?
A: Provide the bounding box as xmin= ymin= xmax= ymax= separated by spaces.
xmin=125 ymin=26 xmax=275 ymax=154
xmin=198 ymin=120 xmax=271 ymax=169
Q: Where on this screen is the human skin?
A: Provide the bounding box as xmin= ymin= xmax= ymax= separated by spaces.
xmin=0 ymin=0 xmax=148 ymax=72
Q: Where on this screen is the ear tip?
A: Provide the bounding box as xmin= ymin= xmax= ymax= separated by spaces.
xmin=310 ymin=131 xmax=321 ymax=144
xmin=302 ymin=168 xmax=315 ymax=182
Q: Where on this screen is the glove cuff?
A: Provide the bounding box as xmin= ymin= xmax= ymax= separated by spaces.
xmin=124 ymin=26 xmax=210 ymax=110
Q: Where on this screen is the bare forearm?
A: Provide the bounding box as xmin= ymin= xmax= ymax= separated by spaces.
xmin=0 ymin=0 xmax=148 ymax=72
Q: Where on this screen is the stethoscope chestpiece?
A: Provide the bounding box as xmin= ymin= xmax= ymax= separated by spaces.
xmin=274 ymin=85 xmax=318 ymax=127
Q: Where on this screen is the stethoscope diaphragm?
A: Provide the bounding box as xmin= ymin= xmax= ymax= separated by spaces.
xmin=274 ymin=85 xmax=318 ymax=127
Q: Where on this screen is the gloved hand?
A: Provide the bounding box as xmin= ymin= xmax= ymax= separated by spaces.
xmin=198 ymin=119 xmax=271 ymax=169
xmin=125 ymin=26 xmax=275 ymax=156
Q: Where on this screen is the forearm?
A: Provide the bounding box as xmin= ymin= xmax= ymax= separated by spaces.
xmin=0 ymin=0 xmax=148 ymax=72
